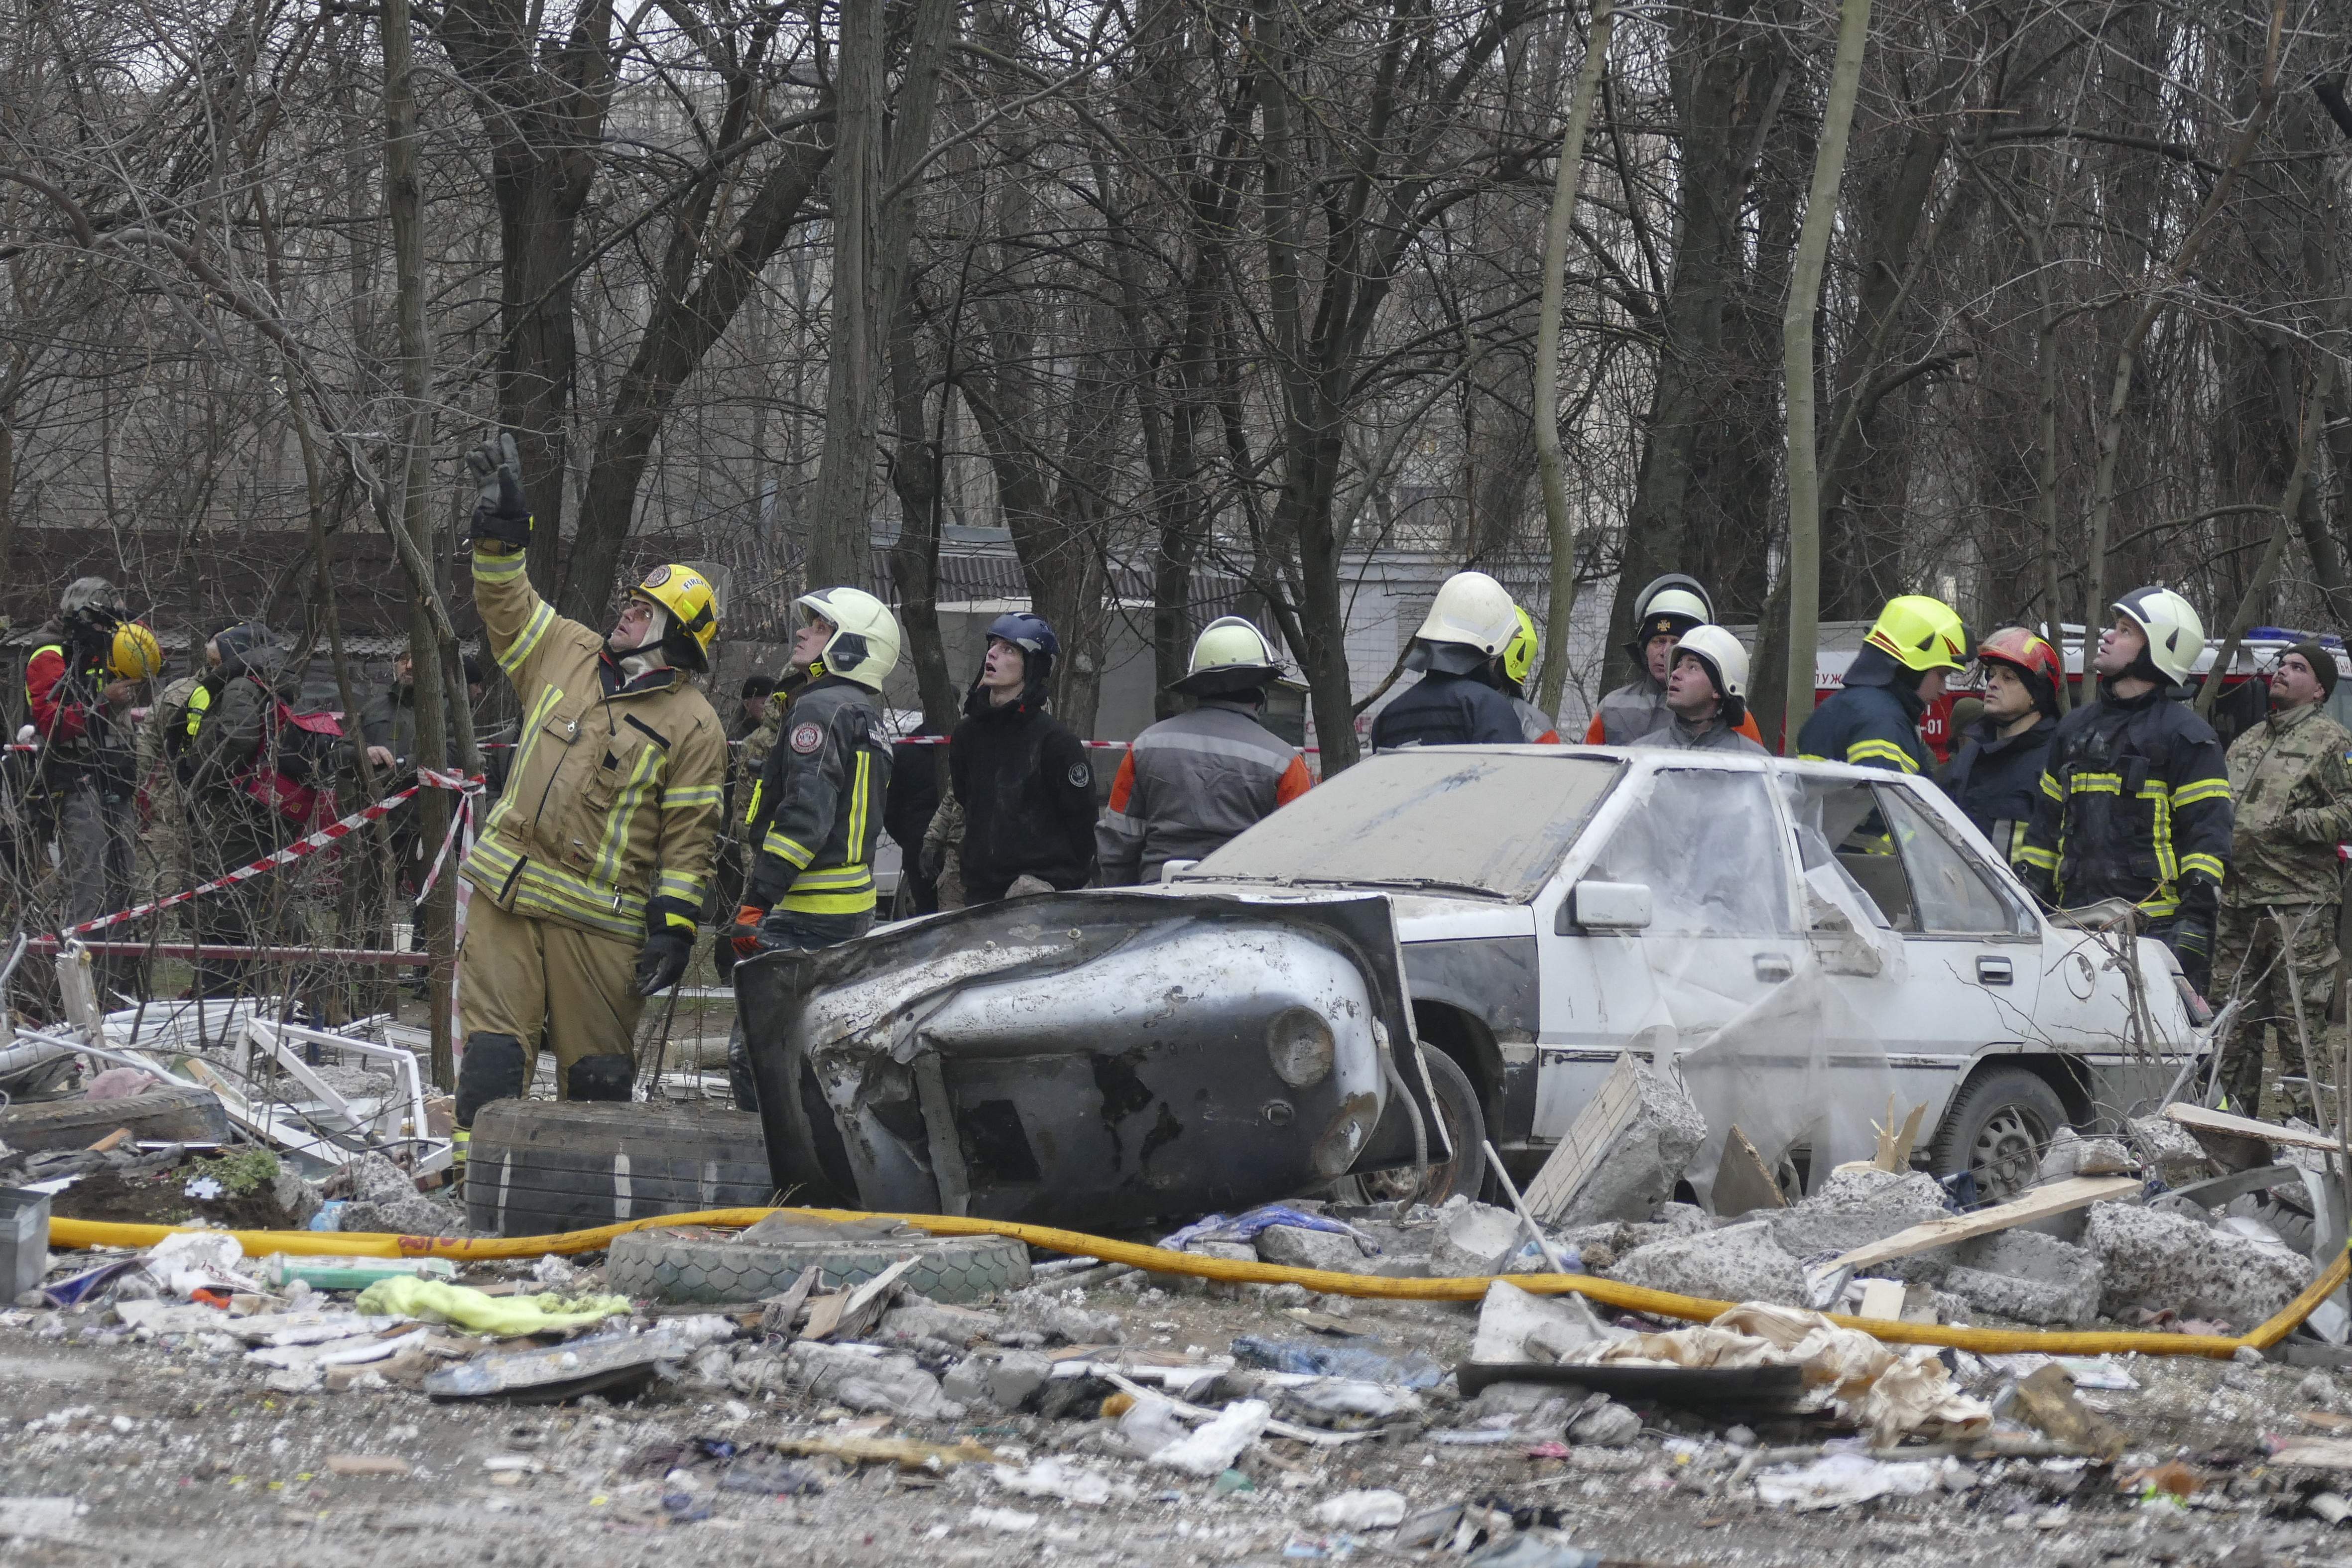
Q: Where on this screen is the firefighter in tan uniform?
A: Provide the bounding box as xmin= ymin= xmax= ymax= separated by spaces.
xmin=452 ymin=435 xmax=728 ymax=1129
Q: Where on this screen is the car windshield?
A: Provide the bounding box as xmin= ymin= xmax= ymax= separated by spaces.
xmin=1180 ymin=750 xmax=1623 ymax=901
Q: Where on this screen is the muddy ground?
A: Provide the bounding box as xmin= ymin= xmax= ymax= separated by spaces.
xmin=7 ymin=1258 xmax=2352 ymax=1568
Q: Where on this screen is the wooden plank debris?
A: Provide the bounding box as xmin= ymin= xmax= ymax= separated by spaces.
xmin=2164 ymin=1102 xmax=2346 ymax=1153
xmin=1871 ymin=1098 xmax=1927 ymax=1172
xmin=1523 ymin=1053 xmax=1642 ymax=1223
xmin=1824 ymin=1176 xmax=2140 ymax=1272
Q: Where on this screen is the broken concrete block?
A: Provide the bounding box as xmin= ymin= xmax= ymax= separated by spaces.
xmin=1430 ymin=1203 xmax=1527 ymax=1277
xmin=880 ymin=1300 xmax=1007 ymax=1345
xmin=941 ymin=1355 xmax=992 ymax=1409
xmin=1930 ymin=1229 xmax=2102 ymax=1327
xmin=1606 ymin=1218 xmax=1805 ymax=1306
xmin=1568 ymin=1397 xmax=1640 ymax=1447
xmin=1003 ymin=1290 xmax=1123 ymax=1344
xmin=2039 ymin=1127 xmax=2136 ymax=1180
xmin=2130 ymin=1114 xmax=2218 ymax=1188
xmin=1765 ymin=1168 xmax=1950 ymax=1264
xmin=1187 ymin=1240 xmax=1260 ymax=1265
xmin=1254 ymin=1226 xmax=1372 ymax=1274
xmin=1529 ymin=1059 xmax=1705 ymax=1229
xmin=2084 ymin=1202 xmax=2310 ymax=1331
xmin=984 ymin=1350 xmax=1053 ymax=1412
xmin=342 ymin=1152 xmax=456 ymax=1237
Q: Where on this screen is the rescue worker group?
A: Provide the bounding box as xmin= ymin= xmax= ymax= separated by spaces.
xmin=24 ymin=435 xmax=2351 ymax=1132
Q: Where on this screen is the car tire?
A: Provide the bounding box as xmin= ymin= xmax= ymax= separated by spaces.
xmin=464 ymin=1099 xmax=776 ymax=1238
xmin=1928 ymin=1067 xmax=2069 ymax=1203
xmin=0 ymin=1084 xmax=231 ymax=1154
xmin=606 ymin=1225 xmax=1032 ymax=1306
xmin=1331 ymin=1047 xmax=1489 ymax=1208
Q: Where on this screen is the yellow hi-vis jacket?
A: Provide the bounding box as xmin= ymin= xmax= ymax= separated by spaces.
xmin=458 ymin=545 xmax=726 ymax=944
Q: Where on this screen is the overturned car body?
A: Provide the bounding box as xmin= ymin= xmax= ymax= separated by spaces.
xmin=737 ymin=892 xmax=1434 ymax=1227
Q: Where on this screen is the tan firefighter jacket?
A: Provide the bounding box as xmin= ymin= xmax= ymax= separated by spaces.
xmin=458 ymin=545 xmax=726 ymax=945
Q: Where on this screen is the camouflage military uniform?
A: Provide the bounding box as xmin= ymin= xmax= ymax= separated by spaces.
xmin=2215 ymin=701 xmax=2352 ymax=1117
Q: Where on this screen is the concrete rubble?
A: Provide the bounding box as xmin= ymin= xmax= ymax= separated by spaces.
xmin=5 ymin=1099 xmax=2352 ymax=1564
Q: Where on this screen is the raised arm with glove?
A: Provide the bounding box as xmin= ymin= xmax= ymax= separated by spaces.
xmin=449 ymin=433 xmax=726 ymax=1128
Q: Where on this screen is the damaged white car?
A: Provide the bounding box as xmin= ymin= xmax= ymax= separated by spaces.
xmin=739 ymin=748 xmax=2203 ymax=1228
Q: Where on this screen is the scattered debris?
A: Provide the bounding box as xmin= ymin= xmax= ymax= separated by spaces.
xmin=1521 ymin=1053 xmax=1705 ymax=1228
xmin=2009 ymin=1363 xmax=2125 ymax=1459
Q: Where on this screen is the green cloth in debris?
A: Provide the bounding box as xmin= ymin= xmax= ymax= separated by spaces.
xmin=354 ymin=1277 xmax=633 ymax=1335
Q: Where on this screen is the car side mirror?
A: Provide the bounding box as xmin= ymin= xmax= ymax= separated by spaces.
xmin=1159 ymin=859 xmax=1199 ymax=884
xmin=1561 ymin=880 xmax=1652 ymax=933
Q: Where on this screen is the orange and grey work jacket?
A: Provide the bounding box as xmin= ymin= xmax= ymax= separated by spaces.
xmin=1095 ymin=699 xmax=1311 ymax=885
xmin=458 ymin=544 xmax=726 ymax=945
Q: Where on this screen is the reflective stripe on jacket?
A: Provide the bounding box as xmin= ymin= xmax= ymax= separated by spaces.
xmin=744 ymin=675 xmax=891 ymax=917
xmin=1796 ymin=648 xmax=1933 ymax=775
xmin=2017 ymin=685 xmax=2232 ymax=920
xmin=1944 ymin=715 xmax=2057 ymax=868
xmin=459 ymin=545 xmax=726 ymax=943
xmin=1096 ymin=700 xmax=1311 ymax=885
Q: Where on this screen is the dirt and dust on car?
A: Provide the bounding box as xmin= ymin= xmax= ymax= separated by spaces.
xmin=11 ymin=748 xmax=2352 ymax=1560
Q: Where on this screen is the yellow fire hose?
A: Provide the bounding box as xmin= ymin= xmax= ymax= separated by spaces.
xmin=47 ymin=1205 xmax=2347 ymax=1361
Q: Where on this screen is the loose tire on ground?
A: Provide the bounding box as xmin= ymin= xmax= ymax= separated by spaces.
xmin=464 ymin=1099 xmax=776 ymax=1238
xmin=0 ymin=1084 xmax=231 ymax=1153
xmin=606 ymin=1225 xmax=1032 ymax=1305
xmin=1928 ymin=1066 xmax=2069 ymax=1203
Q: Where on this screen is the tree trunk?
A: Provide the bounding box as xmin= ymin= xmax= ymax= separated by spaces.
xmin=1780 ymin=0 xmax=1873 ymax=753
xmin=2080 ymin=3 xmax=2283 ymax=701
xmin=2197 ymin=354 xmax=2335 ymax=721
xmin=805 ymin=0 xmax=887 ymax=593
xmin=437 ymin=0 xmax=614 ymax=604
xmin=1529 ymin=0 xmax=1613 ymax=718
xmin=382 ymin=0 xmax=454 ymax=1088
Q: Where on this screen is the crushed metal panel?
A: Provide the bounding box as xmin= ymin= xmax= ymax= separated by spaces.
xmin=738 ymin=891 xmax=1416 ymax=1228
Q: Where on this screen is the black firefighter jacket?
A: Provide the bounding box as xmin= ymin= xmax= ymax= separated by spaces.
xmin=743 ymin=675 xmax=892 ymax=918
xmin=1943 ymin=714 xmax=2058 ymax=867
xmin=2016 ymin=686 xmax=2232 ymax=922
xmin=949 ymin=684 xmax=1098 ymax=901
xmin=1369 ymin=671 xmax=1523 ymax=750
xmin=1796 ymin=645 xmax=1935 ymax=775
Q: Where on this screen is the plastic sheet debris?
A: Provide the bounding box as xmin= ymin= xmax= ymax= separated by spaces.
xmin=1462 ymin=1537 xmax=1604 ymax=1568
xmin=1563 ymin=1302 xmax=1991 ymax=1447
xmin=1151 ymin=1398 xmax=1272 ymax=1476
xmin=142 ymin=1230 xmax=261 ymax=1299
xmin=1118 ymin=1393 xmax=1191 ymax=1457
xmin=991 ymin=1456 xmax=1139 ymax=1507
xmin=423 ymin=1329 xmax=671 ymax=1403
xmin=1755 ymin=1451 xmax=1958 ymax=1511
xmin=968 ymin=1507 xmax=1040 ymax=1534
xmin=354 ymin=1277 xmax=630 ymax=1335
xmin=1272 ymin=1378 xmax=1424 ymax=1430
xmin=1232 ymin=1334 xmax=1445 ymax=1388
xmin=1160 ymin=1205 xmax=1379 ymax=1256
xmin=1313 ymin=1489 xmax=1408 ymax=1529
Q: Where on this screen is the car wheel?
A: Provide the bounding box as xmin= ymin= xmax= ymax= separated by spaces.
xmin=1331 ymin=1047 xmax=1489 ymax=1207
xmin=1928 ymin=1067 xmax=2069 ymax=1204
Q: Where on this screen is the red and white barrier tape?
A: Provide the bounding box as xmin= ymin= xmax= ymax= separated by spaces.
xmin=58 ymin=771 xmax=479 ymax=938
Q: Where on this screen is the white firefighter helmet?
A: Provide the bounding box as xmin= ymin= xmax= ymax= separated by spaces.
xmin=795 ymin=586 xmax=902 ymax=690
xmin=2112 ymin=586 xmax=2206 ymax=685
xmin=1413 ymin=571 xmax=1519 ymax=656
xmin=1673 ymin=623 xmax=1748 ymax=701
xmin=1174 ymin=616 xmax=1282 ymax=697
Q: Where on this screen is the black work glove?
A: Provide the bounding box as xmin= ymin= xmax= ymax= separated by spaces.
xmin=634 ymin=927 xmax=693 ymax=997
xmin=919 ymin=843 xmax=946 ymax=881
xmin=465 ymin=432 xmax=532 ymax=550
xmin=2170 ymin=911 xmax=2214 ymax=998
